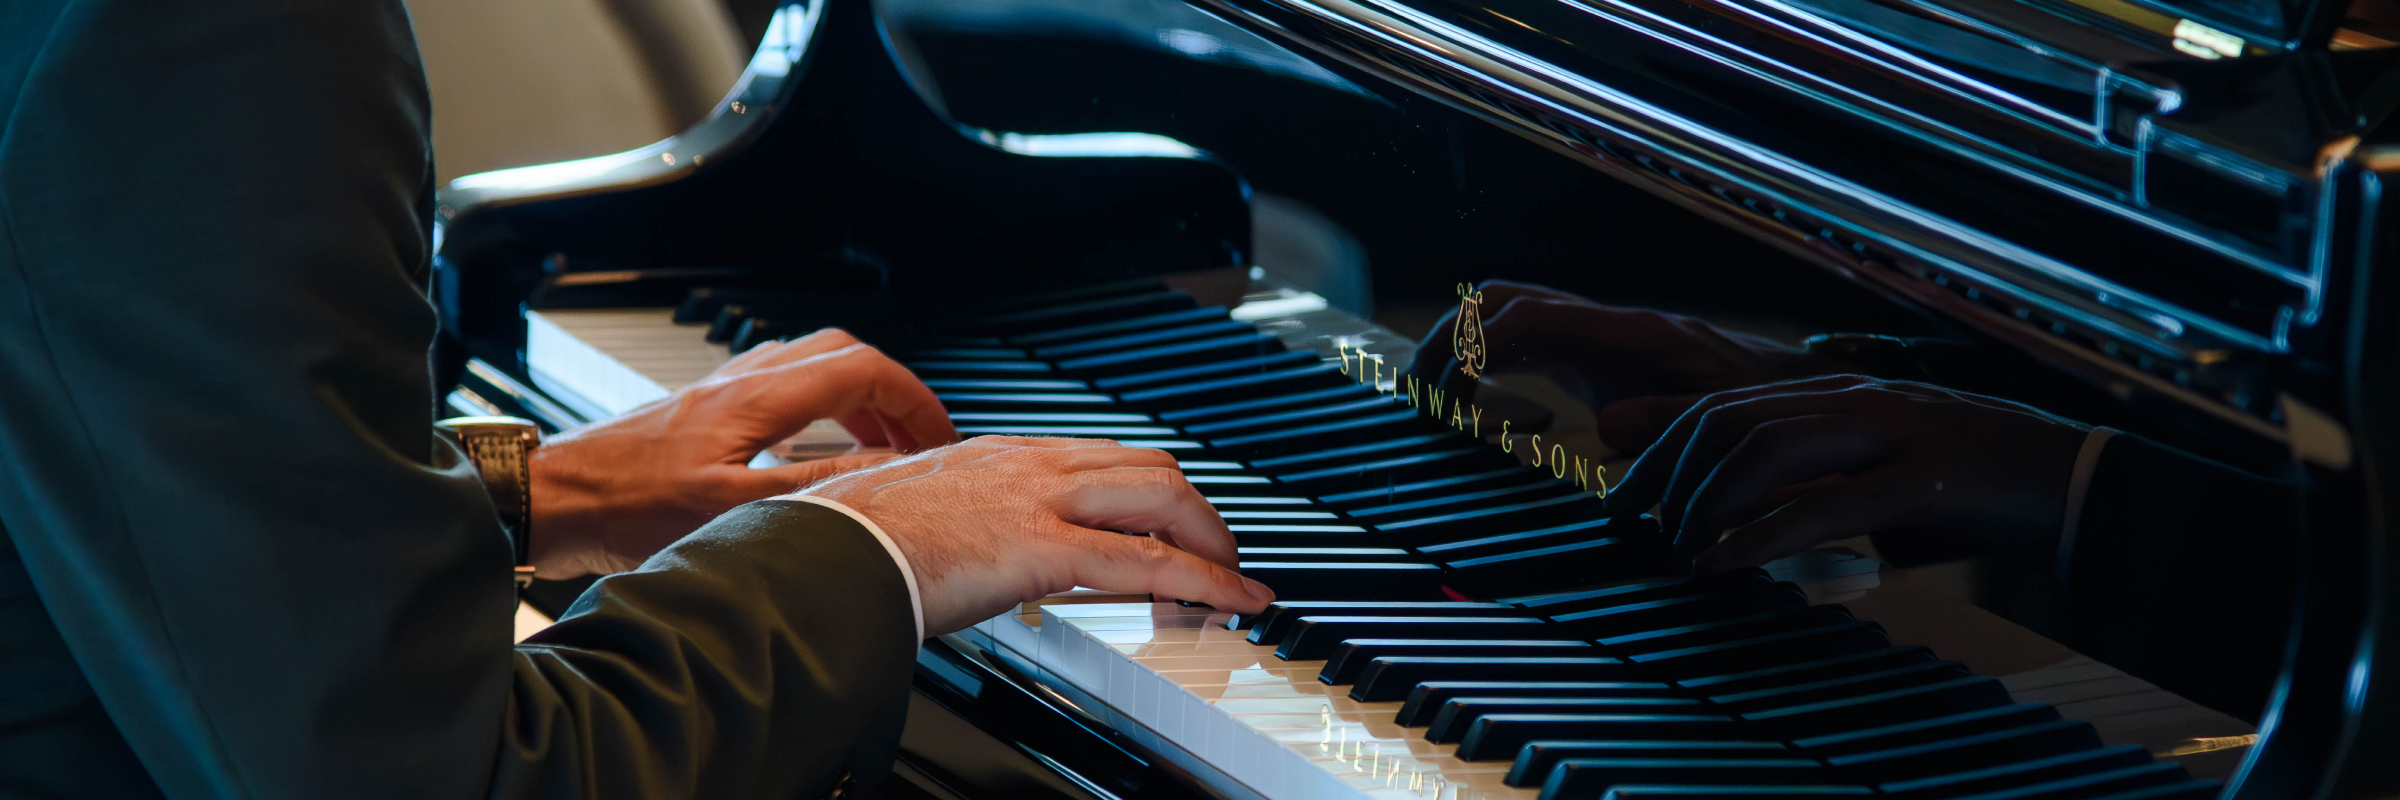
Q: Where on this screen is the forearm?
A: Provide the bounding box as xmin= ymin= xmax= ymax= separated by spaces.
xmin=497 ymin=501 xmax=919 ymax=800
xmin=0 ymin=0 xmax=917 ymax=795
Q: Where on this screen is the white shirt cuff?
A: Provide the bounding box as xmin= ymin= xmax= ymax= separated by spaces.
xmin=2055 ymin=426 xmax=2119 ymax=587
xmin=778 ymin=495 xmax=925 ymax=642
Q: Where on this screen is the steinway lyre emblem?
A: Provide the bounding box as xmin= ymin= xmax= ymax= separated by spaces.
xmin=1451 ymin=284 xmax=1488 ymax=379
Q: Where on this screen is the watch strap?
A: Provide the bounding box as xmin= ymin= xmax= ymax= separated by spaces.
xmin=437 ymin=416 xmax=542 ymax=589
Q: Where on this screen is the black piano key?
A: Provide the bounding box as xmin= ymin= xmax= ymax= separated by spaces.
xmin=1056 ymin=332 xmax=1284 ymax=376
xmin=1627 ymin=621 xmax=1892 ymax=678
xmin=955 ymin=424 xmax=1181 ymax=438
xmin=1114 ymin=361 xmax=1346 ymax=408
xmin=1370 ymin=491 xmax=1603 ymax=536
xmin=1791 ymin=703 xmax=2063 ymax=757
xmin=1351 ymin=657 xmax=1641 ymax=701
xmin=1181 ymin=396 xmax=1408 ymax=437
xmin=1240 ymin=562 xmax=1446 ymax=602
xmin=1586 ymin=786 xmax=1872 ymax=799
xmin=1508 ymin=567 xmax=1767 ymax=614
xmin=1317 ymin=465 xmax=1530 ymax=506
xmin=1400 ymin=681 xmax=1682 ymax=726
xmin=934 ymin=391 xmax=1119 ymax=411
xmin=1234 ymin=600 xmax=1513 ymax=642
xmin=1553 ymin=587 xmax=1807 ymax=641
xmin=674 ymin=286 xmax=737 ymax=323
xmin=1441 ymin=538 xmax=1683 ymax=597
xmin=1225 ymin=523 xmax=1375 ymax=547
xmin=1428 ymin=697 xmax=1706 ymax=743
xmin=1094 ymin=350 xmax=1317 ymax=392
xmin=1006 ymin=305 xmax=1227 ymax=346
xmin=894 ymin=346 xmax=1030 ymax=360
xmin=1824 ymin=719 xmax=2103 ymax=783
xmin=1185 ymin=474 xmax=1276 ymax=487
xmin=1157 ymin=383 xmax=1375 ymax=424
xmin=2085 ymin=781 xmax=2225 ymax=800
xmin=1321 ymin=639 xmax=1598 ymax=685
xmin=1506 ymin=741 xmax=1794 ymax=787
xmin=1209 ymin=494 xmax=1313 ymax=508
xmin=1455 ymin=713 xmax=1741 ymax=760
xmin=729 ymin=316 xmax=788 ymax=353
xmin=972 ymin=289 xmax=1195 ymax=334
xmin=1249 ymin=433 xmax=1465 ymax=472
xmin=950 ymin=407 xmax=1145 ymax=421
xmin=1875 ymin=747 xmax=2167 ymax=799
xmin=1738 ymin=676 xmax=2011 ymax=737
xmin=1673 ymin=646 xmax=1934 ymax=696
xmin=1418 ymin=516 xmax=1654 ymax=561
xmin=705 ymin=302 xmax=749 ymax=342
xmin=1345 ymin=478 xmax=1578 ymax=519
xmin=1276 ymin=616 xmax=1551 ymax=660
xmin=1205 ymin=410 xmax=1430 ymax=457
xmin=1601 ymin=606 xmax=1856 ymax=656
xmin=1540 ymin=759 xmax=1832 ymax=800
xmin=920 ymin=378 xmax=1090 ymax=391
xmin=1237 ymin=546 xmax=1411 ymax=563
xmin=1705 ymin=661 xmax=1971 ymax=713
xmin=1215 ymin=509 xmax=1342 ymax=523
xmin=1271 ymin=447 xmax=1505 ymax=491
xmin=1028 ymin=319 xmax=1257 ymax=360
xmin=903 ymin=359 xmax=1057 ymax=375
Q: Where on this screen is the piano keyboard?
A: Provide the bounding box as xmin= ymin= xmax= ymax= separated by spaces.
xmin=515 ymin=276 xmax=2256 ymax=800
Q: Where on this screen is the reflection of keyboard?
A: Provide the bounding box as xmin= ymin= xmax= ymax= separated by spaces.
xmin=506 ymin=278 xmax=2255 ymax=800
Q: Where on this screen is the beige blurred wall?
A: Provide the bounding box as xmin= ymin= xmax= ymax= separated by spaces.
xmin=404 ymin=0 xmax=749 ymax=184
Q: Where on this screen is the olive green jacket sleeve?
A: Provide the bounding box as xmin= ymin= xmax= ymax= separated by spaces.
xmin=0 ymin=1 xmax=917 ymax=798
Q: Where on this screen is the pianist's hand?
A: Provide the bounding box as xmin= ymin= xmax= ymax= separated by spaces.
xmin=1602 ymin=375 xmax=2090 ymax=571
xmin=530 ymin=329 xmax=960 ymax=578
xmin=793 ymin=436 xmax=1277 ymax=634
xmin=1404 ymin=280 xmax=1847 ymax=450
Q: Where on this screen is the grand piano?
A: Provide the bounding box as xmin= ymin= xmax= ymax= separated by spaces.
xmin=429 ymin=0 xmax=2400 ymax=796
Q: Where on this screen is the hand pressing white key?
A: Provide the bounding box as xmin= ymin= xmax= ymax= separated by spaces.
xmin=793 ymin=436 xmax=1278 ymax=634
xmin=529 ymin=328 xmax=959 ymax=578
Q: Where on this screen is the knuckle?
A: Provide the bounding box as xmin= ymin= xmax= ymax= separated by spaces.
xmin=1127 ymin=536 xmax=1178 ymax=565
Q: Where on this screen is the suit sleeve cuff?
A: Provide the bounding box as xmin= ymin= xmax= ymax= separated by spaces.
xmin=776 ymin=495 xmax=925 ymax=641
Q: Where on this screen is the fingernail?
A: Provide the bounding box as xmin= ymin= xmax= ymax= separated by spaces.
xmin=1244 ymin=578 xmax=1277 ymax=604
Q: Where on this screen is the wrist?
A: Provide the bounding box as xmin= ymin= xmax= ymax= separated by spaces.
xmin=527 ymin=445 xmax=613 ymax=579
xmin=437 ymin=416 xmax=544 ymax=588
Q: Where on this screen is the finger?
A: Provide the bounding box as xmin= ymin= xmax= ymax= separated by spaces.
xmin=1057 ymin=466 xmax=1239 ymax=570
xmin=836 ymin=410 xmax=895 ymax=448
xmin=719 ymin=337 xmax=791 ymax=375
xmin=1592 ymin=393 xmax=1706 ymax=452
xmin=878 ymin=412 xmax=923 ymax=453
xmin=1604 ymin=375 xmax=1880 ymax=514
xmin=1672 ymin=414 xmax=1901 ymax=555
xmin=1693 ymin=478 xmax=1914 ymax=571
xmin=700 ymin=343 xmax=958 ymax=452
xmin=954 ymin=436 xmax=1180 ymax=469
xmin=715 ymin=327 xmax=863 ymax=377
xmin=1059 ymin=528 xmax=1274 ymax=613
xmin=956 ymin=434 xmax=1132 ymax=450
xmin=732 ymin=452 xmax=897 ymax=499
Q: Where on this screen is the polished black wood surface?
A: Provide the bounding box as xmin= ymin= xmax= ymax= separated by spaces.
xmin=434 ymin=0 xmax=2400 ymax=796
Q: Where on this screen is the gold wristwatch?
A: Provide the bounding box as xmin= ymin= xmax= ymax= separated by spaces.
xmin=436 ymin=416 xmax=542 ymax=590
